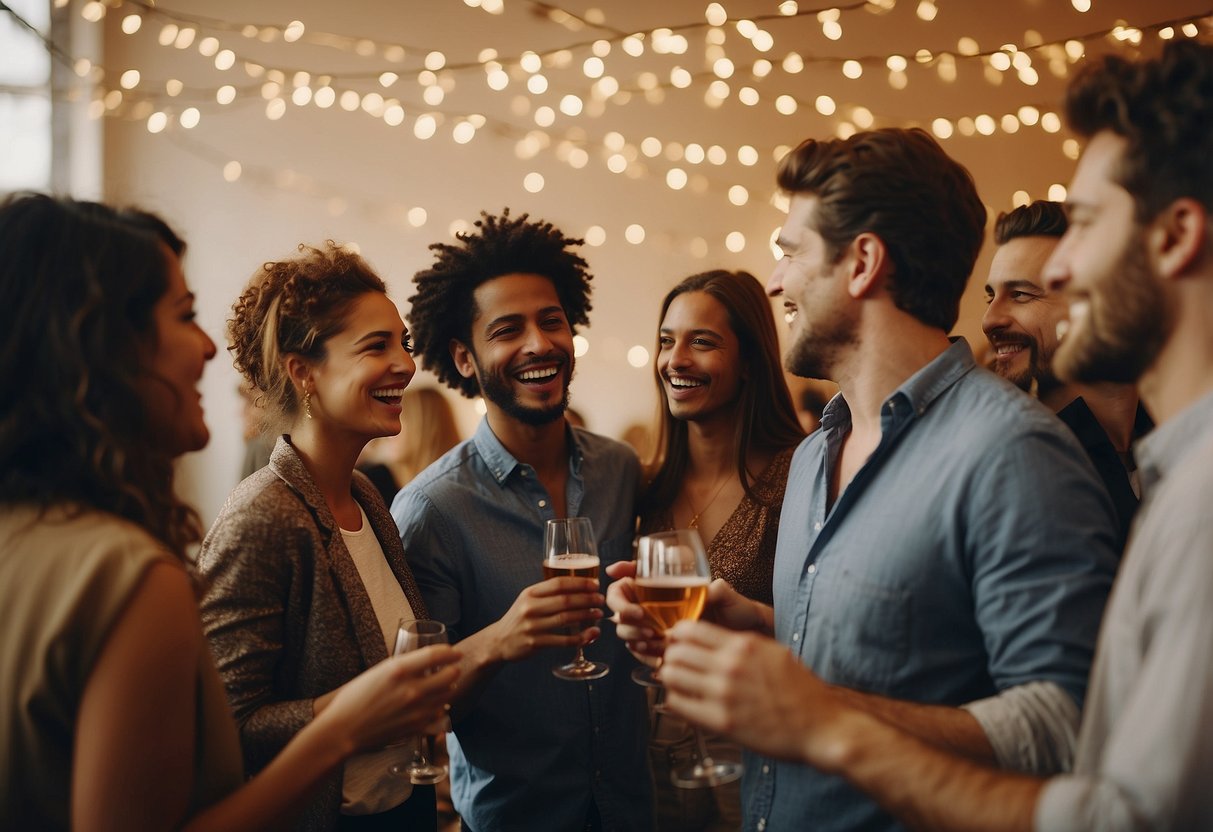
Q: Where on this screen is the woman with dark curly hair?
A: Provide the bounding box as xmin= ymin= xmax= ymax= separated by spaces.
xmin=199 ymin=243 xmax=446 ymax=832
xmin=0 ymin=193 xmax=458 ymax=831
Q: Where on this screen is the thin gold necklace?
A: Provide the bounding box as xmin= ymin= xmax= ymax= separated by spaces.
xmin=685 ymin=473 xmax=732 ymax=529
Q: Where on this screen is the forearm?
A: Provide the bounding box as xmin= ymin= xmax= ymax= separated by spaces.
xmin=824 ymin=708 xmax=1044 ymax=832
xmin=182 ymin=719 xmax=352 ymax=832
xmin=832 ymin=686 xmax=997 ymax=765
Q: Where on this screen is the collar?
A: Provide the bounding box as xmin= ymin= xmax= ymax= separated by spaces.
xmin=472 ymin=417 xmax=583 ymax=486
xmin=1134 ymin=388 xmax=1213 ymax=495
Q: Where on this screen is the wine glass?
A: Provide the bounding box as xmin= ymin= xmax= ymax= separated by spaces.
xmin=635 ymin=529 xmax=743 ymax=789
xmin=388 ymin=618 xmax=449 ymax=784
xmin=544 ymin=516 xmax=609 ymax=681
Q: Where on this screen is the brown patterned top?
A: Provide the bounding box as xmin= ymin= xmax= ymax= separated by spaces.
xmin=639 ymin=446 xmax=796 ymax=606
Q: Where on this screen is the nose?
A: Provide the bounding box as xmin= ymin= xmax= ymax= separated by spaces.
xmin=981 ymin=294 xmax=1010 ymax=336
xmin=667 ymin=339 xmax=693 ymax=369
xmin=767 ymin=259 xmax=786 ymax=297
xmin=522 ymin=322 xmax=555 ymax=356
xmin=201 ymin=327 xmax=218 ymax=362
xmin=1042 ymin=235 xmax=1072 ymax=296
xmin=396 ymin=346 xmax=417 ymax=385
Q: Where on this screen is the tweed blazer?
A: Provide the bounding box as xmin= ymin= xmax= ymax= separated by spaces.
xmin=198 ymin=436 xmax=427 ymax=831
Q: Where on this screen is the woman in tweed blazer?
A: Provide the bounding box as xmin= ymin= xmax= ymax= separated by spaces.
xmin=199 ymin=243 xmax=441 ymax=832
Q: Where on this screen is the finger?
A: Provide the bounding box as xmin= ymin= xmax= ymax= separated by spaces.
xmin=532 ymin=577 xmax=601 ymax=596
xmin=663 ymin=687 xmax=729 ymax=735
xmin=605 ymin=560 xmax=637 ymax=579
xmin=667 ymin=618 xmax=729 ymax=647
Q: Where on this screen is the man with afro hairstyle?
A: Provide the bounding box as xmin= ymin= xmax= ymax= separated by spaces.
xmin=392 ymin=210 xmax=653 ymax=832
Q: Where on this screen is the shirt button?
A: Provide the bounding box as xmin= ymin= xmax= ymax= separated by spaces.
xmin=813 ymin=521 xmax=822 ymax=531
xmin=538 ymin=499 xmax=547 ymax=508
xmin=757 ymin=819 xmax=767 ymax=831
xmin=791 ymin=633 xmax=800 ymax=642
xmin=807 ymin=564 xmax=816 ymax=574
xmin=762 ymin=764 xmax=770 ymax=774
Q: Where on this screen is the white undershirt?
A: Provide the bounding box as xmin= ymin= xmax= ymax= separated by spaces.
xmin=340 ymin=505 xmax=414 ymax=651
xmin=337 ymin=504 xmax=416 ymax=815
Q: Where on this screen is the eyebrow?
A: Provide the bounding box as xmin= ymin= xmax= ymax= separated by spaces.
xmin=482 ymin=306 xmax=565 ymax=334
xmin=988 ymin=279 xmax=1046 ymax=295
xmin=174 ymin=291 xmax=196 ymax=306
xmin=660 ymin=326 xmax=725 ymax=340
xmin=353 ymin=330 xmax=393 ymax=345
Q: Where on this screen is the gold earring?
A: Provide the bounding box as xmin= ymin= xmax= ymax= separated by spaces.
xmin=303 ymin=387 xmax=313 ymax=420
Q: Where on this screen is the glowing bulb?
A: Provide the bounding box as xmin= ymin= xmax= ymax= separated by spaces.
xmin=559 ymin=95 xmax=583 ymax=116
xmin=408 ymin=207 xmax=427 ymax=227
xmin=886 ymin=55 xmax=908 ymax=72
xmin=628 ymin=345 xmax=650 ymax=367
xmin=625 ymin=225 xmax=646 ymax=245
xmin=784 ymin=52 xmax=804 ymax=73
xmin=728 ymin=185 xmax=748 ymax=206
xmin=524 ymin=172 xmax=545 ymax=193
xmin=284 ymin=20 xmax=305 ymax=42
xmin=584 ymin=57 xmax=604 ymax=78
xmin=666 ymin=168 xmax=688 ymax=190
xmin=527 ymin=74 xmax=548 ymax=94
xmin=223 ymin=161 xmax=242 ymax=182
xmin=738 ymin=145 xmax=759 ymax=166
xmin=146 ymin=112 xmax=167 ymax=133
xmin=706 ymin=3 xmax=727 ymax=26
xmin=215 ymin=50 xmax=235 ymax=71
xmin=931 ymin=118 xmax=953 ymax=139
xmin=1041 ymin=112 xmax=1062 ymax=133
xmin=725 ymin=232 xmax=746 ymax=253
xmin=1012 ymin=190 xmax=1030 ymax=207
xmin=842 ymin=60 xmax=863 ymax=79
xmin=414 ymin=114 xmax=437 ymax=139
xmin=121 ymin=14 xmax=141 ymax=34
xmin=425 ymin=52 xmax=446 ymax=71
xmin=685 ymin=144 xmax=705 ymax=164
xmin=713 ymin=58 xmax=735 ymax=79
xmin=607 ymin=154 xmax=628 ymax=173
xmin=775 ymin=95 xmax=797 ymax=115
xmin=1048 ymin=183 xmax=1068 ymax=201
xmin=573 ymin=335 xmax=590 ymax=357
xmin=1071 ymin=0 xmax=1090 ymax=11
xmin=585 ymin=226 xmax=606 ymax=246
xmin=815 ymin=95 xmax=836 ymax=116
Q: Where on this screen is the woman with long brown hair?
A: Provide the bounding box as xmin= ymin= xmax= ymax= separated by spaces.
xmin=0 ymin=193 xmax=458 ymax=831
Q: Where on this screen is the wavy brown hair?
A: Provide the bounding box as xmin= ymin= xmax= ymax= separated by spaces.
xmin=776 ymin=127 xmax=986 ymax=333
xmin=0 ymin=193 xmax=202 ymax=559
xmin=228 ymin=242 xmax=387 ymax=432
xmin=639 ymin=270 xmax=805 ymax=517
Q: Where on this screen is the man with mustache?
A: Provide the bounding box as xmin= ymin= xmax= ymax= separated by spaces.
xmin=983 ymin=200 xmax=1150 ymax=546
xmin=657 ymin=40 xmax=1213 ymax=831
xmin=393 ymin=211 xmax=652 ymax=831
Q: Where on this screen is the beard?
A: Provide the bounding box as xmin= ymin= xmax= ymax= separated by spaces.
xmin=1053 ymin=234 xmax=1171 ymax=386
xmin=989 ymin=334 xmax=1061 ymax=396
xmin=784 ymin=309 xmax=859 ymax=380
xmin=476 ymin=353 xmax=572 ymax=427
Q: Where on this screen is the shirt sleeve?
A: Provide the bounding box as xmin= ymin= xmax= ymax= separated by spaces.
xmin=962 ymin=681 xmax=1078 ymax=774
xmin=392 ymin=486 xmax=465 ymax=643
xmin=197 ymin=502 xmax=317 ymax=772
xmin=964 ymin=425 xmax=1119 ymax=743
xmin=1035 ymin=471 xmax=1213 ymax=831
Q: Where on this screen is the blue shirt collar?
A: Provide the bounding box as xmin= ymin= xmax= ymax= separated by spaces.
xmin=820 ymin=337 xmax=976 ymax=433
xmin=472 ymin=417 xmax=584 ymax=486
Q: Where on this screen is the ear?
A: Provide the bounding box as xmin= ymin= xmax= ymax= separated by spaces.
xmin=283 ymin=353 xmax=313 ymax=392
xmin=1147 ymin=197 xmax=1208 ymax=281
xmin=450 ymin=339 xmax=477 ymax=380
xmin=843 ymin=232 xmax=890 ymax=300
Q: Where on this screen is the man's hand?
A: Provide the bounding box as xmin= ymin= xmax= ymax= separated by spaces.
xmin=604 ymin=560 xmax=663 ymax=663
xmin=489 ymin=577 xmax=604 ymax=664
xmin=661 ymin=619 xmax=854 ymax=771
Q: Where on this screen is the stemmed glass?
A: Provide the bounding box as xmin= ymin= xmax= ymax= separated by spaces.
xmin=388 ymin=618 xmax=449 ymax=784
xmin=544 ymin=516 xmax=609 ymax=681
xmin=634 ymin=529 xmax=743 ymax=789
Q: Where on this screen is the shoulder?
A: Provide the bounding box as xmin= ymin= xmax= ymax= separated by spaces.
xmin=0 ymin=504 xmax=173 ymax=577
xmin=198 ymin=469 xmax=317 ymax=572
xmin=573 ymin=428 xmax=640 ymax=469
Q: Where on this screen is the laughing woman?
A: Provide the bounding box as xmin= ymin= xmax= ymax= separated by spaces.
xmin=634 ymin=269 xmax=804 ymax=831
xmin=0 ymin=195 xmax=457 ymax=832
xmin=199 ymin=244 xmax=438 ymax=832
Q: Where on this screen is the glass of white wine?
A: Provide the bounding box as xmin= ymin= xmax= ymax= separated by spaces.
xmin=635 ymin=529 xmax=743 ymax=789
xmin=544 ymin=516 xmax=609 ymax=681
xmin=389 ymin=618 xmax=449 ymax=784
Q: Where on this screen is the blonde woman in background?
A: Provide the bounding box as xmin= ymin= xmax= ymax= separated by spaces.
xmin=358 ymin=388 xmax=462 ymax=507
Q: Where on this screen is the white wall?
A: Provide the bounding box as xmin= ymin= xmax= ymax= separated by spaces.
xmin=95 ymin=0 xmax=1203 ymax=525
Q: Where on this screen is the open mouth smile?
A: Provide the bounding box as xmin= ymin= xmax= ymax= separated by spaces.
xmin=371 ymin=386 xmax=406 ymax=404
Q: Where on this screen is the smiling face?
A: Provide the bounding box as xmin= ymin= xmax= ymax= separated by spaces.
xmin=767 ymin=194 xmax=858 ymax=380
xmin=1045 ymin=132 xmax=1171 ymax=386
xmin=305 ymin=291 xmax=417 ymax=443
xmin=138 ymin=247 xmax=217 ymax=456
xmin=981 ymin=236 xmax=1066 ymax=393
xmin=456 ymin=272 xmax=574 ymax=427
xmin=657 ymin=291 xmax=744 ymax=426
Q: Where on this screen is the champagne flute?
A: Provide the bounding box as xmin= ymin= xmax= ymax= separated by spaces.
xmin=635 ymin=529 xmax=743 ymax=789
xmin=388 ymin=618 xmax=449 ymax=784
xmin=544 ymin=517 xmax=609 ymax=681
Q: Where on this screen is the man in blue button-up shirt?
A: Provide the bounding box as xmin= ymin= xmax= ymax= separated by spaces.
xmin=617 ymin=129 xmax=1120 ymax=832
xmin=657 ymin=41 xmax=1213 ymax=832
xmin=393 ymin=211 xmax=652 ymax=832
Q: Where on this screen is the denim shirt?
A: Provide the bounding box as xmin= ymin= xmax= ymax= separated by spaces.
xmin=393 ymin=420 xmax=653 ymax=832
xmin=746 ymin=340 xmax=1119 ymax=832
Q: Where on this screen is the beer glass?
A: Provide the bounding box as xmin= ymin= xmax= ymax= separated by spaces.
xmin=544 ymin=516 xmax=609 ymax=681
xmin=389 ymin=618 xmax=449 ymax=784
xmin=635 ymin=529 xmax=743 ymax=789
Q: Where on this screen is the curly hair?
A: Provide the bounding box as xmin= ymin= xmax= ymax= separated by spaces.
xmin=776 ymin=127 xmax=987 ymax=332
xmin=408 ymin=209 xmax=593 ymax=399
xmin=0 ymin=193 xmax=201 ymax=559
xmin=994 ymin=200 xmax=1068 ymax=246
xmin=228 ymin=242 xmax=387 ymax=432
xmin=640 ymin=270 xmax=804 ymax=517
xmin=1066 ymin=40 xmax=1213 ymax=223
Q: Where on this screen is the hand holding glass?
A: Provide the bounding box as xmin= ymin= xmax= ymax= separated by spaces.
xmin=544 ymin=516 xmax=609 ymax=681
xmin=636 ymin=529 xmax=742 ymax=789
xmin=389 ymin=618 xmax=449 ymax=784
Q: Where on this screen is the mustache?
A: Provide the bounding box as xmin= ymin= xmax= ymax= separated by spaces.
xmin=987 ymin=329 xmax=1036 ymax=349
